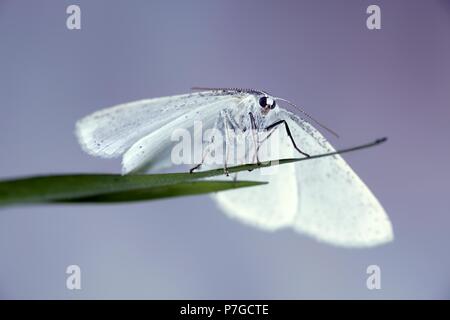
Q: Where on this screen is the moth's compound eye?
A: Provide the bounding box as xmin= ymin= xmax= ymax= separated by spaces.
xmin=259 ymin=96 xmax=267 ymax=108
xmin=259 ymin=96 xmax=276 ymax=110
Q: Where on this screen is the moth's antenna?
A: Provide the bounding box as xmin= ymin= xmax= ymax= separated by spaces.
xmin=191 ymin=87 xmax=266 ymax=95
xmin=275 ymin=97 xmax=340 ymax=139
xmin=192 ymin=87 xmax=339 ymax=138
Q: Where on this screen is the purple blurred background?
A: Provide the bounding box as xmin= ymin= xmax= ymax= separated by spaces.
xmin=0 ymin=0 xmax=449 ymax=299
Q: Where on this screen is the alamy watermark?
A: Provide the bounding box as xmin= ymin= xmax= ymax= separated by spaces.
xmin=169 ymin=121 xmax=285 ymax=174
xmin=366 ymin=264 xmax=381 ymax=290
xmin=66 ymin=264 xmax=82 ymax=290
xmin=66 ymin=5 xmax=81 ymax=30
xmin=366 ymin=5 xmax=381 ymax=30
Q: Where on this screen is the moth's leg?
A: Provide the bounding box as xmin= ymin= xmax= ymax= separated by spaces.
xmin=251 ymin=120 xmax=283 ymax=168
xmin=248 ymin=112 xmax=261 ymax=165
xmin=189 ymin=115 xmax=221 ymax=174
xmin=223 ymin=110 xmax=239 ymax=132
xmin=189 ymin=164 xmax=201 ymax=174
xmin=222 ymin=111 xmax=231 ymax=176
xmin=256 ymin=125 xmax=278 ymax=155
xmin=262 ymin=120 xmax=311 ymax=158
xmin=189 ymin=138 xmax=215 ymax=173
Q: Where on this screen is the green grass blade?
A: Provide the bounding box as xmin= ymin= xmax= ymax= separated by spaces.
xmin=0 ymin=174 xmax=266 ymax=207
xmin=57 ymin=180 xmax=266 ymax=203
xmin=0 ymin=138 xmax=386 ymax=207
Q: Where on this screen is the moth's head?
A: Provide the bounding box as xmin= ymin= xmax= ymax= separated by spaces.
xmin=258 ymin=95 xmax=276 ymax=114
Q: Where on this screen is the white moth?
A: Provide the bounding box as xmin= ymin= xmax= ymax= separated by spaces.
xmin=76 ymin=88 xmax=393 ymax=247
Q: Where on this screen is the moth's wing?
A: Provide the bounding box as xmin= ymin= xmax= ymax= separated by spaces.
xmin=212 ymin=166 xmax=298 ymax=231
xmin=278 ymin=109 xmax=393 ymax=247
xmin=76 ymin=92 xmax=229 ymax=158
xmin=121 ymin=96 xmax=241 ymax=174
xmin=210 ymin=123 xmax=299 ymax=231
